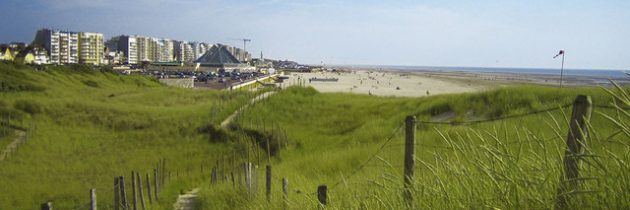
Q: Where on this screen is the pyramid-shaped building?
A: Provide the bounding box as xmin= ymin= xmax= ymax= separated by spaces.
xmin=195 ymin=44 xmax=242 ymax=68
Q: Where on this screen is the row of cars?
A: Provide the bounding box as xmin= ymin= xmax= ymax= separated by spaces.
xmin=152 ymin=70 xmax=266 ymax=83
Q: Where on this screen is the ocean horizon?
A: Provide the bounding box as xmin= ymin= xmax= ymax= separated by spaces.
xmin=335 ymin=65 xmax=630 ymax=79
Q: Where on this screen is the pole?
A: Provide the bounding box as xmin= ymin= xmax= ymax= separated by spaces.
xmin=560 ymin=52 xmax=565 ymax=88
xmin=114 ymin=177 xmax=121 ymax=210
xmin=90 ymin=189 xmax=97 ymax=210
xmin=317 ymin=185 xmax=327 ymax=208
xmin=403 ymin=116 xmax=416 ymax=209
xmin=266 ymin=165 xmax=272 ymax=202
xmin=282 ymin=177 xmax=289 ymax=209
xmin=556 ymin=95 xmax=592 ymax=209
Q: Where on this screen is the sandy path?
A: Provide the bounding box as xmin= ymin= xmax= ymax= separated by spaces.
xmin=286 ymin=71 xmax=483 ymax=97
xmin=220 ymin=91 xmax=276 ymax=128
xmin=173 ymin=188 xmax=200 ymax=210
xmin=0 ymin=130 xmax=26 ymax=161
xmin=173 ymin=92 xmax=276 ymax=209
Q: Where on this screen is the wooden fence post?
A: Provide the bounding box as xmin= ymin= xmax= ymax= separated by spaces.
xmin=114 ymin=177 xmax=121 ymax=210
xmin=90 ymin=189 xmax=97 ymax=210
xmin=40 ymin=202 xmax=52 ymax=210
xmin=131 ymin=171 xmax=137 ymax=210
xmin=317 ymin=185 xmax=327 ymax=208
xmin=120 ymin=176 xmax=128 ymax=209
xmin=211 ymin=166 xmax=218 ymax=184
xmin=556 ymin=95 xmax=592 ymax=209
xmin=245 ymin=162 xmax=252 ymax=194
xmin=403 ymin=115 xmax=416 ymax=209
xmin=162 ymin=159 xmax=166 ymax=186
xmin=146 ymin=173 xmax=152 ymax=204
xmin=282 ymin=177 xmax=289 ymax=209
xmin=253 ymin=165 xmax=259 ymax=197
xmin=266 ymin=165 xmax=272 ymax=202
xmin=137 ymin=173 xmax=146 ymax=210
xmin=154 ymin=169 xmax=159 ymax=201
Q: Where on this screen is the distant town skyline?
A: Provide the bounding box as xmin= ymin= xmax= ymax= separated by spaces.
xmin=1 ymin=0 xmax=629 ymax=70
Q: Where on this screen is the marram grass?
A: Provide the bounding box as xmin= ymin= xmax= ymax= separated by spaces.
xmin=1 ymin=62 xmax=629 ymax=209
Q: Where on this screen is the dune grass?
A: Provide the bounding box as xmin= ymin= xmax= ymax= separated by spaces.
xmin=1 ymin=61 xmax=628 ymax=209
xmin=0 ymin=62 xmax=256 ymax=209
xmin=198 ymin=84 xmax=629 ymax=209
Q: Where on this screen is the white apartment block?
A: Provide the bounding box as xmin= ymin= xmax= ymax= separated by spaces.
xmin=175 ymin=41 xmax=195 ymax=63
xmin=192 ymin=42 xmax=211 ymax=60
xmin=33 ymin=29 xmax=79 ymax=64
xmin=78 ymin=32 xmax=104 ymax=65
xmin=158 ymin=39 xmax=174 ymax=62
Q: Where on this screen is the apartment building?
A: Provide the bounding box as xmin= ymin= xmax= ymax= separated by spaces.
xmin=225 ymin=45 xmax=251 ymax=63
xmin=33 ymin=29 xmax=79 ymax=64
xmin=158 ymin=39 xmax=174 ymax=62
xmin=174 ymin=40 xmax=195 ymax=63
xmin=78 ymin=32 xmax=104 ymax=65
xmin=191 ymin=42 xmax=212 ymax=60
xmin=106 ymin=35 xmax=137 ymax=64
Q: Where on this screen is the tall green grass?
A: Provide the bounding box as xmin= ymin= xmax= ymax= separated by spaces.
xmin=2 ymin=61 xmax=628 ymax=209
xmin=0 ymin=62 xmax=255 ymax=209
xmin=197 ymin=85 xmax=629 ymax=209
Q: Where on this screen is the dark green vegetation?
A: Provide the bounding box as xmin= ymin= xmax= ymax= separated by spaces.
xmin=1 ymin=61 xmax=629 ymax=209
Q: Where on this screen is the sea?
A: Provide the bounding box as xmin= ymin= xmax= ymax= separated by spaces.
xmin=351 ymin=65 xmax=629 ymax=79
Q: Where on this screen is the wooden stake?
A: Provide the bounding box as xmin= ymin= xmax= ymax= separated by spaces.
xmin=282 ymin=177 xmax=289 ymax=209
xmin=266 ymin=165 xmax=272 ymax=202
xmin=245 ymin=162 xmax=252 ymax=194
xmin=146 ymin=173 xmax=152 ymax=204
xmin=556 ymin=95 xmax=592 ymax=209
xmin=114 ymin=177 xmax=120 ymax=210
xmin=211 ymin=167 xmax=218 ymax=184
xmin=40 ymin=202 xmax=52 ymax=210
xmin=403 ymin=115 xmax=416 ymax=209
xmin=154 ymin=169 xmax=159 ymax=201
xmin=120 ymin=176 xmax=128 ymax=209
xmin=317 ymin=185 xmax=327 ymax=208
xmin=137 ymin=173 xmax=146 ymax=210
xmin=161 ymin=159 xmax=166 ymax=186
xmin=131 ymin=171 xmax=137 ymax=210
xmin=90 ymin=189 xmax=97 ymax=210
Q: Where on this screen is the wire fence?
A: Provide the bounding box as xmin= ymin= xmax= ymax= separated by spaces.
xmin=298 ymin=100 xmax=629 ymax=196
xmin=593 ymin=104 xmax=630 ymax=110
xmin=221 ymin=96 xmax=630 ymax=207
xmin=415 ymin=104 xmax=572 ymax=125
xmin=328 ymin=122 xmax=405 ymax=190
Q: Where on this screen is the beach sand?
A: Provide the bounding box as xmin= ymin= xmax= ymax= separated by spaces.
xmin=284 ymin=70 xmax=484 ymax=97
xmin=281 ymin=66 xmax=630 ymax=97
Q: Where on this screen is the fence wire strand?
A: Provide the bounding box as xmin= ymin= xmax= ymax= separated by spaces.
xmin=415 ymin=104 xmax=572 ymax=125
xmin=278 ymin=101 xmax=628 ymax=197
xmin=328 ymin=122 xmax=405 ymax=190
xmin=593 ymin=104 xmax=630 ymax=110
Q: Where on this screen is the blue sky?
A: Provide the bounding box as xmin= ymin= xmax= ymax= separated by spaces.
xmin=1 ymin=0 xmax=629 ymax=69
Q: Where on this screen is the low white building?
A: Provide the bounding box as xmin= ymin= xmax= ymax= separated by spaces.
xmin=33 ymin=49 xmax=50 ymax=65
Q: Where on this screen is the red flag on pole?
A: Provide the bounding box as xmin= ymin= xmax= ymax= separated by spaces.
xmin=553 ymin=50 xmax=564 ymax=58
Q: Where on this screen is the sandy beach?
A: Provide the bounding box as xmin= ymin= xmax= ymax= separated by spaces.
xmin=284 ymin=70 xmax=484 ymax=97
xmin=282 ymin=68 xmax=630 ymax=97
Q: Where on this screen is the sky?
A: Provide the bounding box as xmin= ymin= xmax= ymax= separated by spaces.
xmin=1 ymin=0 xmax=629 ymax=70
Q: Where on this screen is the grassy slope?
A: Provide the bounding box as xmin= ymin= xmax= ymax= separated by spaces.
xmin=1 ymin=61 xmax=628 ymax=209
xmin=0 ymin=62 xmax=252 ymax=209
xmin=199 ymin=85 xmax=629 ymax=209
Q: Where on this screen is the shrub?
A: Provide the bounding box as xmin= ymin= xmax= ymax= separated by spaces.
xmin=14 ymin=99 xmax=43 ymax=115
xmin=82 ymin=80 xmax=100 ymax=88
